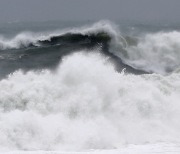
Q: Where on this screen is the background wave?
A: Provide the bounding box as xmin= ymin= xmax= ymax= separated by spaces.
xmin=1 ymin=21 xmax=180 ymax=75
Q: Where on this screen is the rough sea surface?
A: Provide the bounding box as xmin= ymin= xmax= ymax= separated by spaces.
xmin=1 ymin=20 xmax=180 ymax=153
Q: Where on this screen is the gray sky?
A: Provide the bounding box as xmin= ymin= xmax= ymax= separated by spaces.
xmin=0 ymin=0 xmax=180 ymax=23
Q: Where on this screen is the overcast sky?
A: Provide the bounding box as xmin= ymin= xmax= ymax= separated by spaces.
xmin=0 ymin=0 xmax=180 ymax=23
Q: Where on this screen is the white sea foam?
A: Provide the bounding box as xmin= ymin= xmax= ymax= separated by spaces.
xmin=2 ymin=143 xmax=180 ymax=154
xmin=0 ymin=51 xmax=180 ymax=151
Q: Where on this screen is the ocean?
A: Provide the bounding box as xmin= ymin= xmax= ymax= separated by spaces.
xmin=0 ymin=20 xmax=180 ymax=153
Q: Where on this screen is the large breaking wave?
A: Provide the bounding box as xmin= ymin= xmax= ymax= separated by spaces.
xmin=0 ymin=21 xmax=143 ymax=78
xmin=1 ymin=52 xmax=180 ymax=151
xmin=1 ymin=21 xmax=180 ymax=74
xmin=1 ymin=21 xmax=180 ymax=75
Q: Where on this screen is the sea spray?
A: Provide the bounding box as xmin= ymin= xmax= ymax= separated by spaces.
xmin=123 ymin=31 xmax=180 ymax=74
xmin=0 ymin=52 xmax=180 ymax=151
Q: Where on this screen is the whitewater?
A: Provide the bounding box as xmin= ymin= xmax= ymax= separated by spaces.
xmin=1 ymin=20 xmax=180 ymax=153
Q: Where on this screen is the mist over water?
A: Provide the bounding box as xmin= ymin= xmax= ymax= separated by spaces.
xmin=1 ymin=21 xmax=180 ymax=151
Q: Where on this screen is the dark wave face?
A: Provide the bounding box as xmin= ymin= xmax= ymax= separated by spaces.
xmin=0 ymin=27 xmax=145 ymax=79
xmin=38 ymin=32 xmax=111 ymax=46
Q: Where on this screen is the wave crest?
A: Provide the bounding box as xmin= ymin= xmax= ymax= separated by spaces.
xmin=0 ymin=20 xmax=124 ymax=50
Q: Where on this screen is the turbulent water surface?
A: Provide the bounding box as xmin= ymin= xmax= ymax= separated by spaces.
xmin=0 ymin=20 xmax=180 ymax=152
